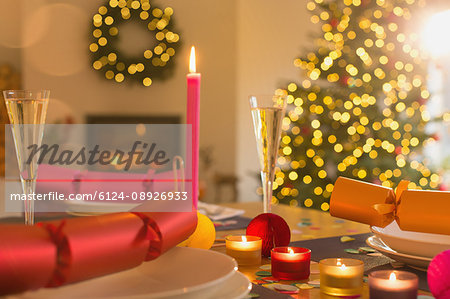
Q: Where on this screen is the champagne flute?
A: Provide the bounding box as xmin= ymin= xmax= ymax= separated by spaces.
xmin=3 ymin=90 xmax=49 ymax=225
xmin=250 ymin=94 xmax=286 ymax=213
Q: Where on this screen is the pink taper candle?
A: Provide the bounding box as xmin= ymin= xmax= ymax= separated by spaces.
xmin=187 ymin=46 xmax=200 ymax=210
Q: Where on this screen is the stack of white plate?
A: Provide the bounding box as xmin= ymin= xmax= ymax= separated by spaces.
xmin=367 ymin=221 xmax=450 ymax=271
xmin=10 ymin=247 xmax=251 ymax=299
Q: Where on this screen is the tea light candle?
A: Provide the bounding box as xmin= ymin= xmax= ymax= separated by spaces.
xmin=319 ymin=258 xmax=364 ymax=296
xmin=369 ymin=270 xmax=418 ymax=299
xmin=225 ymin=235 xmax=262 ymax=266
xmin=271 ymin=247 xmax=311 ymax=280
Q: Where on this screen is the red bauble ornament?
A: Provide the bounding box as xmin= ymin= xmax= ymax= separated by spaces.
xmin=395 ymin=146 xmax=402 ymax=155
xmin=246 ymin=213 xmax=291 ymax=256
xmin=428 ymin=250 xmax=450 ymax=299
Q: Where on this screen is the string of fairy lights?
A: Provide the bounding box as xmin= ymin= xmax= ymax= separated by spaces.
xmin=273 ymin=0 xmax=444 ymax=211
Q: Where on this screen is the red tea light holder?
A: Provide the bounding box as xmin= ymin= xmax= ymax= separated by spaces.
xmin=271 ymin=247 xmax=311 ymax=280
xmin=369 ymin=270 xmax=418 ymax=299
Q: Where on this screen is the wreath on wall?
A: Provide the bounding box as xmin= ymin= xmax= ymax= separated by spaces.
xmin=89 ymin=0 xmax=181 ymax=87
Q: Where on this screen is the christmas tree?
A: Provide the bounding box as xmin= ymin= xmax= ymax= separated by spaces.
xmin=275 ymin=0 xmax=440 ymax=211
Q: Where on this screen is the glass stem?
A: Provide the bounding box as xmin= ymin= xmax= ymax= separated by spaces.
xmin=260 ymin=171 xmax=274 ymax=213
xmin=21 ymin=179 xmax=35 ymax=225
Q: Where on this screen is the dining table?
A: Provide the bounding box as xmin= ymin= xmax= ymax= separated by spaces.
xmin=0 ymin=200 xmax=434 ymax=298
xmin=212 ymin=201 xmax=434 ymax=299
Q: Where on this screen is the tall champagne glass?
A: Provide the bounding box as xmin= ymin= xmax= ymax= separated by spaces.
xmin=3 ymin=90 xmax=49 ymax=225
xmin=250 ymin=94 xmax=286 ymax=213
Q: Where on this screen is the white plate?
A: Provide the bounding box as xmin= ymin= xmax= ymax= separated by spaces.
xmin=65 ymin=200 xmax=140 ymax=214
xmin=12 ymin=247 xmax=240 ymax=299
xmin=366 ymin=235 xmax=431 ymax=271
xmin=371 ymin=221 xmax=450 ymax=258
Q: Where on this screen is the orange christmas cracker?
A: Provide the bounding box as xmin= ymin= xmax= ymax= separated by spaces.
xmin=330 ymin=176 xmax=450 ymax=235
xmin=396 ymin=189 xmax=450 ymax=235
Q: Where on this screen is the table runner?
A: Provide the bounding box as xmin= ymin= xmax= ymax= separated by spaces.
xmin=290 ymin=233 xmax=429 ymax=291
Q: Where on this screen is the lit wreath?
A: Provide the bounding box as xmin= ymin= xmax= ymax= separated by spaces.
xmin=89 ymin=0 xmax=181 ymax=86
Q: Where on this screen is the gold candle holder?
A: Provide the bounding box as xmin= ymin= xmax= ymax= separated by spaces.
xmin=319 ymin=258 xmax=364 ymax=296
xmin=225 ymin=235 xmax=262 ymax=266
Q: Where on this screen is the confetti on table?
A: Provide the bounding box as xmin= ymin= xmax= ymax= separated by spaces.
xmin=246 ymin=293 xmax=260 ymax=298
xmin=291 ymin=229 xmax=303 ymax=234
xmin=359 ymin=246 xmax=377 ymax=253
xmin=273 ymin=283 xmax=299 ymax=293
xmin=301 ymin=218 xmax=311 ymax=222
xmin=213 ymin=220 xmax=238 ymax=227
xmin=262 ymin=276 xmax=279 ymax=283
xmin=297 ymin=222 xmax=312 ymax=227
xmin=346 ymin=229 xmax=359 ymax=233
xmin=367 ymin=252 xmax=383 ymax=257
xmin=252 ymin=279 xmax=266 ymax=284
xmin=255 ymin=271 xmax=272 ymax=277
xmin=334 ymin=219 xmax=345 ymax=223
xmin=308 ymin=279 xmax=320 ymax=286
xmin=259 ymin=264 xmax=271 ymax=270
xmin=296 ymin=283 xmax=314 ymax=290
xmin=391 ymin=261 xmax=405 ymax=268
xmin=309 ymin=226 xmax=321 ymax=230
xmin=340 ymin=236 xmax=355 ymax=243
xmin=344 ymin=248 xmax=360 ymax=254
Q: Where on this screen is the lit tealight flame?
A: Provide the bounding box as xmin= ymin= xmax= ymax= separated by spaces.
xmin=189 ymin=46 xmax=196 ymax=73
xmin=242 ymin=236 xmax=247 ymax=242
xmin=340 ymin=264 xmax=347 ymax=271
xmin=337 ymin=259 xmax=342 ymax=266
xmin=288 ymin=247 xmax=295 ymax=255
xmin=389 ymin=272 xmax=397 ymax=281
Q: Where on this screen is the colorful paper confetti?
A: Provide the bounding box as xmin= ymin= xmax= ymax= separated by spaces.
xmin=334 ymin=219 xmax=345 ymax=223
xmin=259 ymin=264 xmax=271 ymax=270
xmin=255 ymin=271 xmax=272 ymax=277
xmin=252 ymin=279 xmax=266 ymax=284
xmin=344 ymin=248 xmax=360 ymax=254
xmin=296 ymin=283 xmax=314 ymax=290
xmin=359 ymin=246 xmax=377 ymax=253
xmin=262 ymin=276 xmax=279 ymax=283
xmin=273 ymin=283 xmax=299 ymax=293
xmin=309 ymin=226 xmax=321 ymax=230
xmin=307 ymin=279 xmax=320 ymax=286
xmin=340 ymin=236 xmax=355 ymax=243
xmin=297 ymin=222 xmax=312 ymax=227
xmin=246 ymin=293 xmax=260 ymax=298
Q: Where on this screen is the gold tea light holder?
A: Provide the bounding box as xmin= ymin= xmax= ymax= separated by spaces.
xmin=319 ymin=258 xmax=364 ymax=296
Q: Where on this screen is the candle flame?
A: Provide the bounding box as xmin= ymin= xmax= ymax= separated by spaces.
xmin=288 ymin=247 xmax=295 ymax=255
xmin=189 ymin=46 xmax=196 ymax=73
xmin=389 ymin=272 xmax=397 ymax=281
xmin=337 ymin=259 xmax=342 ymax=266
xmin=340 ymin=264 xmax=347 ymax=270
xmin=242 ymin=236 xmax=247 ymax=242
